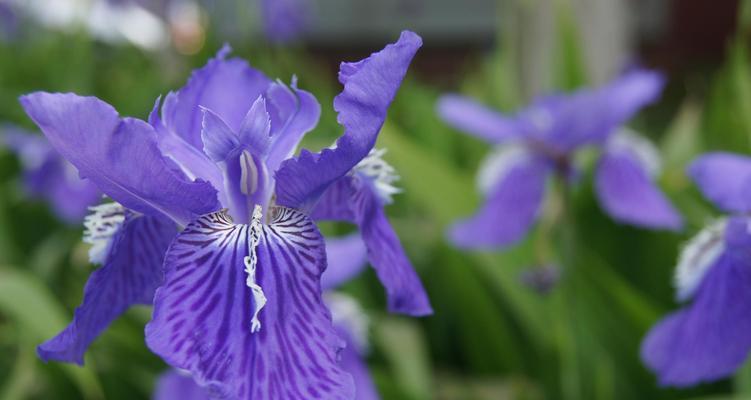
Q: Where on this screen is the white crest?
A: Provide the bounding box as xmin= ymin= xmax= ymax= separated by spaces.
xmin=674 ymin=219 xmax=726 ymax=301
xmin=353 ymin=148 xmax=402 ymax=204
xmin=244 ymin=205 xmax=267 ymax=333
xmin=83 ymin=202 xmax=126 ymax=264
xmin=606 ymin=129 xmax=661 ymax=177
xmin=476 ymin=144 xmax=529 ymax=195
xmin=324 ymin=292 xmax=370 ymax=353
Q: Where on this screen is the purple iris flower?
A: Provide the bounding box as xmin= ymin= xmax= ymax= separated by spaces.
xmin=437 ymin=70 xmax=683 ymax=249
xmin=1 ymin=125 xmax=100 ymax=223
xmin=22 ymin=31 xmax=430 ymax=399
xmin=153 ymin=235 xmax=380 ymax=400
xmin=641 ymin=152 xmax=751 ymax=387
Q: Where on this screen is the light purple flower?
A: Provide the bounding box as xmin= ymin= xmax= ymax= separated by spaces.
xmin=438 ymin=70 xmax=682 ymax=249
xmin=259 ymin=0 xmax=309 ymax=43
xmin=641 ymin=152 xmax=751 ymax=387
xmin=1 ymin=125 xmax=100 ymax=223
xmin=23 ymin=31 xmax=429 ymax=399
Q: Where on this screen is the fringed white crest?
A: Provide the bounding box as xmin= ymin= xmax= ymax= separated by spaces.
xmin=476 ymin=144 xmax=529 ymax=195
xmin=353 ymin=148 xmax=401 ymax=204
xmin=607 ymin=129 xmax=662 ymax=177
xmin=244 ymin=204 xmax=267 ymax=333
xmin=83 ymin=202 xmax=126 ymax=264
xmin=674 ymin=218 xmax=726 ymax=301
xmin=324 ymin=292 xmax=370 ymax=353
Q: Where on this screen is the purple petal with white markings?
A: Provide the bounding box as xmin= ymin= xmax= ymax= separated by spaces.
xmin=641 ymin=219 xmax=751 ymax=386
xmin=595 ymin=150 xmax=682 ymax=230
xmin=688 ymin=152 xmax=751 ymax=213
xmin=38 ymin=213 xmax=176 ymax=364
xmin=449 ymin=156 xmax=550 ymax=249
xmin=20 ymin=93 xmax=219 ymax=226
xmin=314 ymin=177 xmax=432 ymax=316
xmin=146 ymin=209 xmax=354 ymax=400
xmin=275 ymin=31 xmax=421 ymax=211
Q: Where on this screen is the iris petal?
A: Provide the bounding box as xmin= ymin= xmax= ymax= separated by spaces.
xmin=154 ymin=370 xmax=209 ymax=400
xmin=146 ymin=209 xmax=354 ymax=399
xmin=20 ymin=92 xmax=219 ymax=226
xmin=688 ymin=152 xmax=751 ymax=213
xmin=321 ymin=234 xmax=368 ymax=290
xmin=436 ymin=94 xmax=521 ymax=143
xmin=275 ymin=31 xmax=422 ymax=211
xmin=38 ymin=213 xmax=176 ymax=364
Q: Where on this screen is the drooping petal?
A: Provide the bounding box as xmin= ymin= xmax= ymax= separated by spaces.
xmin=20 ymin=92 xmax=219 ymax=226
xmin=146 ymin=209 xmax=354 ymax=400
xmin=275 ymin=31 xmax=421 ymax=211
xmin=641 ymin=232 xmax=751 ymax=386
xmin=154 ymin=370 xmax=209 ymax=400
xmin=449 ymin=156 xmax=550 ymax=249
xmin=313 ymin=176 xmax=431 ymax=316
xmin=321 ymin=234 xmax=369 ymax=290
xmin=688 ymin=152 xmax=751 ymax=213
xmin=160 ymin=46 xmax=271 ymax=150
xmin=436 ymin=94 xmax=521 ymax=143
xmin=38 ymin=213 xmax=176 ymax=364
xmin=2 ymin=126 xmax=100 ymax=223
xmin=595 ymin=150 xmax=682 ymax=230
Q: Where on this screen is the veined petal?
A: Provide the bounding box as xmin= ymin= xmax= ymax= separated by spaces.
xmin=154 ymin=370 xmax=209 ymax=400
xmin=449 ymin=156 xmax=550 ymax=249
xmin=595 ymin=150 xmax=682 ymax=231
xmin=313 ymin=175 xmax=431 ymax=316
xmin=146 ymin=209 xmax=354 ymax=400
xmin=436 ymin=94 xmax=521 ymax=143
xmin=321 ymin=234 xmax=369 ymax=290
xmin=688 ymin=152 xmax=751 ymax=213
xmin=20 ymin=92 xmax=219 ymax=226
xmin=275 ymin=31 xmax=421 ymax=211
xmin=641 ymin=241 xmax=751 ymax=387
xmin=161 ymin=45 xmax=271 ymax=150
xmin=38 ymin=212 xmax=176 ymax=364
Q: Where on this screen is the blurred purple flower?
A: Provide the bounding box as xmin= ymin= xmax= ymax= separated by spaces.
xmin=1 ymin=125 xmax=100 ymax=223
xmin=23 ymin=31 xmax=429 ymax=399
xmin=641 ymin=153 xmax=751 ymax=387
xmin=259 ymin=0 xmax=309 ymax=43
xmin=0 ymin=3 xmax=18 ymax=41
xmin=438 ymin=70 xmax=682 ymax=250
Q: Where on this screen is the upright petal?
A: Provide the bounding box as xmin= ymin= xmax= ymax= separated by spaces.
xmin=38 ymin=213 xmax=176 ymax=364
xmin=314 ymin=176 xmax=431 ymax=316
xmin=275 ymin=31 xmax=421 ymax=210
xmin=436 ymin=95 xmax=521 ymax=143
xmin=641 ymin=244 xmax=751 ymax=386
xmin=146 ymin=209 xmax=354 ymax=399
xmin=154 ymin=370 xmax=209 ymax=400
xmin=321 ymin=234 xmax=369 ymax=290
xmin=21 ymin=93 xmax=219 ymax=226
xmin=161 ymin=46 xmax=271 ymax=150
xmin=688 ymin=152 xmax=751 ymax=213
xmin=595 ymin=150 xmax=682 ymax=230
xmin=449 ymin=156 xmax=550 ymax=249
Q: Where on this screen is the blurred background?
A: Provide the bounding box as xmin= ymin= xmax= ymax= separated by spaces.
xmin=0 ymin=0 xmax=750 ymax=399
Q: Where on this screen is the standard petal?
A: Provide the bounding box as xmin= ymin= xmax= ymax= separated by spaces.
xmin=641 ymin=247 xmax=751 ymax=387
xmin=313 ymin=176 xmax=431 ymax=315
xmin=20 ymin=92 xmax=219 ymax=226
xmin=595 ymin=150 xmax=682 ymax=230
xmin=38 ymin=213 xmax=176 ymax=364
xmin=275 ymin=31 xmax=421 ymax=210
xmin=436 ymin=94 xmax=521 ymax=143
xmin=688 ymin=152 xmax=751 ymax=213
xmin=154 ymin=370 xmax=209 ymax=400
xmin=321 ymin=234 xmax=369 ymax=290
xmin=161 ymin=46 xmax=271 ymax=150
xmin=449 ymin=156 xmax=550 ymax=249
xmin=146 ymin=209 xmax=354 ymax=400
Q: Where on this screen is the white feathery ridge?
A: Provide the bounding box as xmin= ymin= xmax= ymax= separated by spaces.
xmin=82 ymin=202 xmax=126 ymax=264
xmin=245 ymin=205 xmax=267 ymax=333
xmin=353 ymin=148 xmax=402 ymax=204
xmin=674 ymin=218 xmax=726 ymax=301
